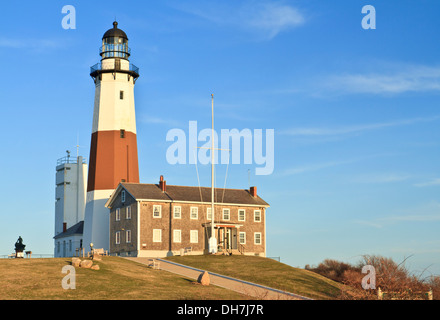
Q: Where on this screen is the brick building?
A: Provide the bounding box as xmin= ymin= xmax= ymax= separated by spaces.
xmin=105 ymin=176 xmax=269 ymax=257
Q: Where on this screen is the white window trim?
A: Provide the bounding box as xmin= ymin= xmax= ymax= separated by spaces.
xmin=190 ymin=230 xmax=198 ymax=243
xmin=254 ymin=232 xmax=262 ymax=245
xmin=254 ymin=210 xmax=261 ymax=222
xmin=126 ymin=230 xmax=131 ymax=243
xmin=126 ymin=206 xmax=131 ymax=220
xmin=173 ymin=229 xmax=182 ymax=243
xmin=238 ymin=209 xmax=246 ymax=222
xmin=116 ymin=208 xmax=120 ymax=221
xmin=239 ymin=232 xmax=246 ymax=245
xmin=121 ymin=190 xmax=126 ymax=202
xmin=223 ymin=208 xmax=230 ymax=221
xmin=174 ymin=206 xmax=181 ymax=219
xmin=153 ymin=229 xmax=162 ymax=243
xmin=153 ymin=205 xmax=162 ymax=218
xmin=206 ymin=207 xmax=212 ymax=221
xmin=115 ymin=231 xmax=121 ymax=245
xmin=190 ymin=207 xmax=198 ymax=220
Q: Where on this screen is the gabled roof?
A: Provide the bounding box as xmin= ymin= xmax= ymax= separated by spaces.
xmin=106 ymin=182 xmax=270 ymax=208
xmin=53 ymin=221 xmax=84 ymax=239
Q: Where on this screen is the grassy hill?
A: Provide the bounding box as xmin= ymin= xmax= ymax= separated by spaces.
xmin=166 ymin=255 xmax=342 ymax=300
xmin=0 ymin=256 xmax=247 ymax=300
xmin=0 ymin=256 xmax=342 ymax=300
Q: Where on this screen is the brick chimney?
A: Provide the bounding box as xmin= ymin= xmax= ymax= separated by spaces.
xmin=159 ymin=175 xmax=166 ymax=192
xmin=63 ymin=222 xmax=67 ymax=233
xmin=250 ymin=186 xmax=257 ymax=197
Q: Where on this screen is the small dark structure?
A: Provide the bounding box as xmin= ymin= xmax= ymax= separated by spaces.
xmin=14 ymin=236 xmax=26 ymax=258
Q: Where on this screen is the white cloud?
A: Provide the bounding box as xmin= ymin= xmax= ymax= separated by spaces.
xmin=282 ymin=159 xmax=355 ymax=176
xmin=244 ymin=2 xmax=305 ymax=39
xmin=414 ymin=178 xmax=440 ymax=188
xmin=325 ymin=65 xmax=440 ymax=95
xmin=352 ymin=173 xmax=412 ymax=184
xmin=282 ymin=115 xmax=440 ymax=137
xmin=355 ymin=201 xmax=440 ymax=228
xmin=139 ymin=115 xmax=181 ymax=127
xmin=0 ymin=37 xmax=60 ymax=50
xmin=171 ymin=1 xmax=305 ymax=40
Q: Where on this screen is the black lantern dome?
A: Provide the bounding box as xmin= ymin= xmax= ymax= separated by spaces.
xmin=102 ymin=21 xmax=128 ymax=40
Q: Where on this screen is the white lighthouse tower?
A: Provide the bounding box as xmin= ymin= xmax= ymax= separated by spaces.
xmin=83 ymin=21 xmax=140 ymax=252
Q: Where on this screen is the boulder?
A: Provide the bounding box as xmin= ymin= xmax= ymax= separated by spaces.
xmin=79 ymin=259 xmax=93 ymax=269
xmin=197 ymin=271 xmax=210 ymax=286
xmin=91 ymin=264 xmax=100 ymax=270
xmin=71 ymin=258 xmax=81 ymax=267
xmin=92 ymin=254 xmax=102 ymax=261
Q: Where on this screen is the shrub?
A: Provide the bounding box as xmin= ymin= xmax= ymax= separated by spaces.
xmin=307 ymin=255 xmax=438 ymax=300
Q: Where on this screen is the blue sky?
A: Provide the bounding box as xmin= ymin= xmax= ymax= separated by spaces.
xmin=1 ymin=1 xmax=440 ymax=276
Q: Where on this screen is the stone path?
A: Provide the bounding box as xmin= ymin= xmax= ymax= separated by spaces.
xmin=124 ymin=257 xmax=312 ymax=300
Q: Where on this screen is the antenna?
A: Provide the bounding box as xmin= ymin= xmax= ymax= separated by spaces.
xmin=76 ymin=132 xmax=86 ymax=160
xmin=66 ymin=150 xmax=71 ymax=163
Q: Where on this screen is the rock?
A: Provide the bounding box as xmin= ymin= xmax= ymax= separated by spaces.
xmin=197 ymin=271 xmax=210 ymax=286
xmin=71 ymin=258 xmax=81 ymax=267
xmin=92 ymin=254 xmax=101 ymax=261
xmin=79 ymin=259 xmax=93 ymax=269
xmin=91 ymin=264 xmax=100 ymax=270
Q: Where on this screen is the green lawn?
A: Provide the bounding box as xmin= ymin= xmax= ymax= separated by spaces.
xmin=165 ymin=255 xmax=343 ymax=300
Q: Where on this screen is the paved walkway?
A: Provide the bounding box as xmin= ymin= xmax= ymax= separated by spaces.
xmin=124 ymin=257 xmax=312 ymax=300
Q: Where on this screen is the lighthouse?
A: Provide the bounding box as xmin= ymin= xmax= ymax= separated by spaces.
xmin=83 ymin=21 xmax=140 ymax=251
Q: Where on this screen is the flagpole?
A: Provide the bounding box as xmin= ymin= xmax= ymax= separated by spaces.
xmin=210 ymin=93 xmax=217 ymax=254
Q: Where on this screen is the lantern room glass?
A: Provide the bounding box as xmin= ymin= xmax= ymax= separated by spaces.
xmin=101 ymin=36 xmax=130 ymax=59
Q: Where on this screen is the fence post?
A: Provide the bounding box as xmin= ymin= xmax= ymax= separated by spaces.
xmin=428 ymin=290 xmax=433 ymax=300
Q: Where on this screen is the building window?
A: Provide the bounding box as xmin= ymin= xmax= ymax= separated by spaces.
xmin=116 ymin=208 xmax=121 ymax=221
xmin=115 ymin=231 xmax=121 ymax=244
xmin=57 ymin=242 xmax=60 ymax=253
xmin=254 ymin=232 xmax=262 ymax=245
xmin=238 ymin=209 xmax=246 ymax=221
xmin=239 ymin=232 xmax=246 ymax=244
xmin=120 ymin=90 xmax=124 ymax=100
xmin=153 ymin=229 xmax=162 ymax=242
xmin=126 ymin=230 xmax=131 ymax=243
xmin=120 ymin=129 xmax=125 ymax=138
xmin=173 ymin=206 xmax=181 ymax=219
xmin=173 ymin=230 xmax=181 ymax=243
xmin=69 ymin=240 xmax=72 ymax=252
xmin=126 ymin=206 xmax=131 ymax=219
xmin=190 ymin=207 xmax=198 ymax=220
xmin=153 ymin=205 xmax=161 ymax=218
xmin=121 ymin=190 xmax=126 ymax=202
xmin=190 ymin=230 xmax=198 ymax=243
xmin=206 ymin=207 xmax=212 ymax=221
xmin=254 ymin=210 xmax=261 ymax=222
xmin=223 ymin=208 xmax=230 ymax=221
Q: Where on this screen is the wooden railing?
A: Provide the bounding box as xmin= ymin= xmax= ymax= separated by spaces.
xmin=378 ymin=287 xmax=433 ymax=300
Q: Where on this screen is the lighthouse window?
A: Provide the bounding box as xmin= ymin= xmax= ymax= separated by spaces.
xmin=120 ymin=129 xmax=125 ymax=138
xmin=120 ymin=91 xmax=124 ymax=99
